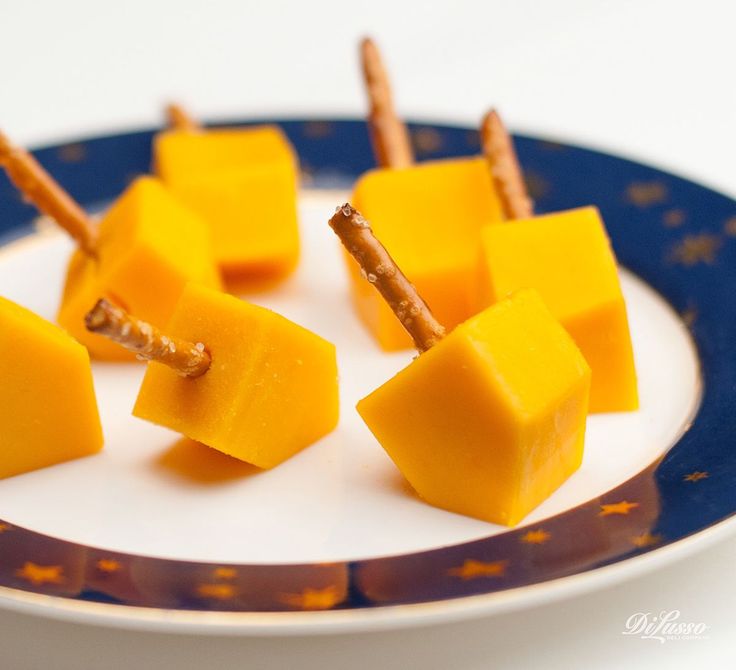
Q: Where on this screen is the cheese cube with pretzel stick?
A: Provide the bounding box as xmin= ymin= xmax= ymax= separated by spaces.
xmin=0 ymin=132 xmax=222 ymax=360
xmin=478 ymin=207 xmax=638 ymax=413
xmin=85 ymin=284 xmax=339 ymax=468
xmin=351 ymin=156 xmax=505 ymax=349
xmin=342 ymin=39 xmax=506 ymax=350
xmin=477 ymin=113 xmax=638 ymax=413
xmin=330 ymin=204 xmax=590 ymax=526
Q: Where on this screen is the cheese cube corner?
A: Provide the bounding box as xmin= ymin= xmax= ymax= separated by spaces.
xmin=349 ymin=156 xmax=504 ymax=350
xmin=0 ymin=296 xmax=103 ymax=478
xmin=479 ymin=206 xmax=638 ymax=413
xmin=154 ymin=126 xmax=300 ymax=284
xmin=133 ymin=283 xmax=339 ymax=469
xmin=357 ymin=289 xmax=590 ymax=526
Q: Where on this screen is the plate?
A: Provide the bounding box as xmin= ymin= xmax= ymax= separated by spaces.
xmin=0 ymin=119 xmax=734 ymax=635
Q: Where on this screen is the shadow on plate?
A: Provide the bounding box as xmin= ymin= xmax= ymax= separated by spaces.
xmin=154 ymin=438 xmax=262 ymax=485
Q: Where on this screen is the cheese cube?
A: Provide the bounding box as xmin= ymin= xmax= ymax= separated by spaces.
xmin=133 ymin=283 xmax=339 ymax=469
xmin=154 ymin=126 xmax=300 ymax=284
xmin=58 ymin=177 xmax=222 ymax=360
xmin=0 ymin=296 xmax=103 ymax=478
xmin=357 ymin=289 xmax=590 ymax=526
xmin=478 ymin=206 xmax=638 ymax=412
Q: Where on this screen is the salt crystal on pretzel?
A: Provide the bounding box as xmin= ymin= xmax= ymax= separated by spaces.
xmin=329 ymin=203 xmax=444 ymax=351
xmin=86 ymin=298 xmax=211 ymax=377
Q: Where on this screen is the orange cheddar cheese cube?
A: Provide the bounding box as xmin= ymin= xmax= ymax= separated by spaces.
xmin=154 ymin=126 xmax=300 ymax=284
xmin=133 ymin=283 xmax=339 ymax=469
xmin=349 ymin=156 xmax=504 ymax=350
xmin=357 ymin=289 xmax=590 ymax=526
xmin=478 ymin=206 xmax=638 ymax=413
xmin=0 ymin=296 xmax=103 ymax=478
xmin=58 ymin=177 xmax=222 ymax=360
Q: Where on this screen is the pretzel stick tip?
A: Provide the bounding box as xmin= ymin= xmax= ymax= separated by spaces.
xmin=165 ymin=103 xmax=201 ymax=132
xmin=0 ymin=130 xmax=97 ymax=255
xmin=480 ymin=109 xmax=534 ymax=220
xmin=85 ymin=298 xmax=211 ymax=378
xmin=360 ymin=37 xmax=414 ymax=169
xmin=329 ymin=203 xmax=445 ymax=351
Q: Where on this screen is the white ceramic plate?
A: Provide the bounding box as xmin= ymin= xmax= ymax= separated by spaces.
xmin=0 ymin=120 xmax=733 ymax=635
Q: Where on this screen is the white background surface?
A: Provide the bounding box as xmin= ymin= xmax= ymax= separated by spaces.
xmin=1 ymin=0 xmax=735 ymax=667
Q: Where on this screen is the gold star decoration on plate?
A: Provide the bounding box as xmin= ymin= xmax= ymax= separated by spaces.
xmin=302 ymin=121 xmax=334 ymax=139
xmin=280 ymin=585 xmax=343 ymax=610
xmin=196 ymin=583 xmax=236 ymax=600
xmin=670 ymin=233 xmax=722 ymax=266
xmin=411 ymin=128 xmax=443 ymax=155
xmin=683 ymin=471 xmax=709 ymax=482
xmin=680 ymin=306 xmax=698 ymax=328
xmin=631 ymin=532 xmax=662 ymax=548
xmin=96 ymin=559 xmax=122 ymax=573
xmin=537 ymin=140 xmax=566 ymax=152
xmin=213 ymin=567 xmax=238 ymax=580
xmin=15 ymin=562 xmax=64 ymax=586
xmin=599 ymin=500 xmax=640 ymax=517
xmin=625 ymin=181 xmax=668 ymax=207
xmin=523 ymin=171 xmax=550 ymax=201
xmin=663 ymin=208 xmax=686 ymax=228
xmin=520 ymin=529 xmax=551 ymax=545
xmin=0 ymin=522 xmax=11 ymax=533
xmin=465 ymin=130 xmax=480 ymax=148
xmin=56 ymin=142 xmax=87 ymax=163
xmin=447 ymin=559 xmax=508 ymax=580
xmin=57 ymin=143 xmax=87 ymax=163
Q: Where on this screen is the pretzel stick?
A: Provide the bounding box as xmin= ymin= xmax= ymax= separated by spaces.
xmin=480 ymin=109 xmax=533 ymax=220
xmin=360 ymin=38 xmax=414 ymax=169
xmin=85 ymin=298 xmax=211 ymax=378
xmin=0 ymin=131 xmax=97 ymax=255
xmin=329 ymin=203 xmax=445 ymax=351
xmin=165 ymin=103 xmax=201 ymax=132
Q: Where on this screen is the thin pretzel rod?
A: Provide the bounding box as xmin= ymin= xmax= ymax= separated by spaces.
xmin=165 ymin=103 xmax=201 ymax=132
xmin=85 ymin=298 xmax=211 ymax=378
xmin=329 ymin=203 xmax=445 ymax=352
xmin=360 ymin=38 xmax=414 ymax=169
xmin=480 ymin=109 xmax=534 ymax=220
xmin=0 ymin=131 xmax=97 ymax=255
